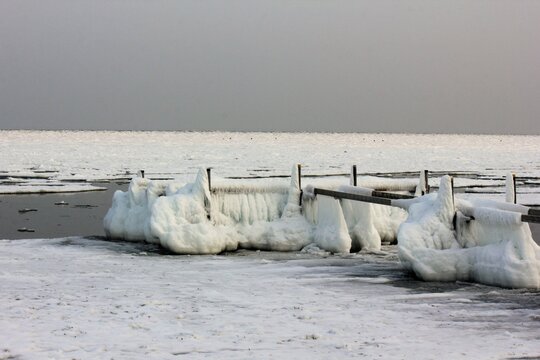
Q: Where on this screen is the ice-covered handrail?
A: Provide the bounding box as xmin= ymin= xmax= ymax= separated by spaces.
xmin=457 ymin=205 xmax=523 ymax=226
xmin=355 ymin=176 xmax=418 ymax=192
xmin=338 ymin=185 xmax=415 ymax=200
xmin=458 ymin=204 xmax=540 ymax=225
xmin=398 ymin=175 xmax=540 ymax=289
xmin=312 ymin=187 xmax=419 ymax=211
xmin=211 ymin=183 xmax=289 ymax=194
xmin=315 ymin=178 xmax=540 ymax=224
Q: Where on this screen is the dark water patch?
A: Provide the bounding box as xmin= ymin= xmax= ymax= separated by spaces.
xmin=474 ymin=288 xmax=540 ymax=309
xmin=72 ymin=204 xmax=98 ymax=209
xmin=388 ymin=271 xmax=540 ymax=310
xmin=387 ymin=272 xmax=478 ymax=294
xmin=55 ymin=236 xmax=175 ymax=256
xmin=0 ymin=182 xmax=126 ymax=240
xmin=529 ymin=223 xmax=540 ymax=244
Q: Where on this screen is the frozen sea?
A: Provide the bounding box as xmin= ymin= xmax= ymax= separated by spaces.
xmin=1 ymin=130 xmax=539 ymax=359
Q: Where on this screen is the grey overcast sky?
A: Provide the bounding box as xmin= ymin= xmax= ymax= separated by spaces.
xmin=1 ymin=1 xmax=539 ymax=134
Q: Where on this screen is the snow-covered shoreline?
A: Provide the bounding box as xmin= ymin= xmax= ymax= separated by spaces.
xmin=1 ymin=237 xmax=538 ymax=360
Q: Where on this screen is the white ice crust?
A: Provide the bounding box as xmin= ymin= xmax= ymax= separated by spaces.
xmin=105 ymin=169 xmax=540 ymax=288
xmin=398 ymin=176 xmax=540 ymax=289
xmin=105 ymin=166 xmax=314 ymax=254
xmin=104 ymin=165 xmax=404 ymax=255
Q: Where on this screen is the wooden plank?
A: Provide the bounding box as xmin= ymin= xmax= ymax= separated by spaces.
xmin=313 ymin=188 xmax=393 ymax=206
xmin=528 ymin=208 xmax=540 ymax=216
xmin=371 ymin=190 xmax=415 ymax=200
xmin=522 ymin=214 xmax=540 ymax=224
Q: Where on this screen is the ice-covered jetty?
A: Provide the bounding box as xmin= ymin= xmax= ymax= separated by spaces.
xmin=104 ymin=166 xmax=540 ymax=289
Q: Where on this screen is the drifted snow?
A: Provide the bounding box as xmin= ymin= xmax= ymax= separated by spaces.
xmin=2 ymin=237 xmax=539 ymax=360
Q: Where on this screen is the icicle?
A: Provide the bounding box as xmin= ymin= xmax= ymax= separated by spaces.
xmin=314 ymin=195 xmax=352 ymax=253
xmin=282 ymin=164 xmax=302 ymax=218
xmin=193 ymin=167 xmax=212 ymax=220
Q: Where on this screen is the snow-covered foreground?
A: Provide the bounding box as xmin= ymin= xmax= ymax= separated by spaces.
xmin=0 ymin=237 xmax=538 ymax=359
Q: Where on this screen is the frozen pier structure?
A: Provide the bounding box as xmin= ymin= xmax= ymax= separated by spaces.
xmin=104 ymin=165 xmax=540 ymax=289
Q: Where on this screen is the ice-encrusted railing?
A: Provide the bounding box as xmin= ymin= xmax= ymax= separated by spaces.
xmin=205 ymin=166 xmax=293 ymax=225
xmin=104 ymin=166 xmax=540 ymax=288
xmin=309 ymin=173 xmax=540 ymax=289
xmin=104 ymin=164 xmax=425 ymax=253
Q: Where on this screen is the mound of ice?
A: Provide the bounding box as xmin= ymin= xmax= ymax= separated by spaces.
xmin=104 ymin=167 xmax=540 ymax=288
xmin=398 ymin=176 xmax=540 ymax=289
xmin=105 ymin=165 xmax=314 ymax=254
xmin=313 ymin=195 xmax=352 ymax=253
xmin=104 ymin=165 xmax=409 ymax=254
xmin=338 ymin=185 xmax=408 ymax=251
xmin=104 ymin=178 xmax=167 ymax=241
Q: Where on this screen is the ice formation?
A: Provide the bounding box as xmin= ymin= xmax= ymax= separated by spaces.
xmin=104 ymin=166 xmax=408 ymax=254
xmin=313 ymin=195 xmax=352 ymax=253
xmin=104 ymin=168 xmax=540 ymax=288
xmin=505 ymin=172 xmax=516 ymax=204
xmin=105 ymin=166 xmax=315 ymax=254
xmin=398 ymin=176 xmax=540 ymax=289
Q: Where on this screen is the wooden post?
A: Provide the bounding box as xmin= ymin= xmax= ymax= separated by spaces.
xmin=139 ymin=170 xmax=145 ymax=178
xmin=424 ymin=170 xmax=429 ymax=194
xmin=297 ymin=164 xmax=302 ymax=191
xmin=205 ymin=168 xmax=212 ymax=220
xmin=297 ymin=164 xmax=303 ymax=207
xmin=206 ymin=168 xmax=212 ymax=193
xmin=512 ymin=173 xmax=517 ymax=204
xmin=351 ymin=165 xmax=357 ymax=186
xmin=450 ymin=176 xmax=455 ymax=208
xmin=529 ymin=208 xmax=540 ymax=216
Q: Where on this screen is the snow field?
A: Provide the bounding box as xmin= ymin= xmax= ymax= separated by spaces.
xmin=0 ymin=237 xmax=538 ymax=360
